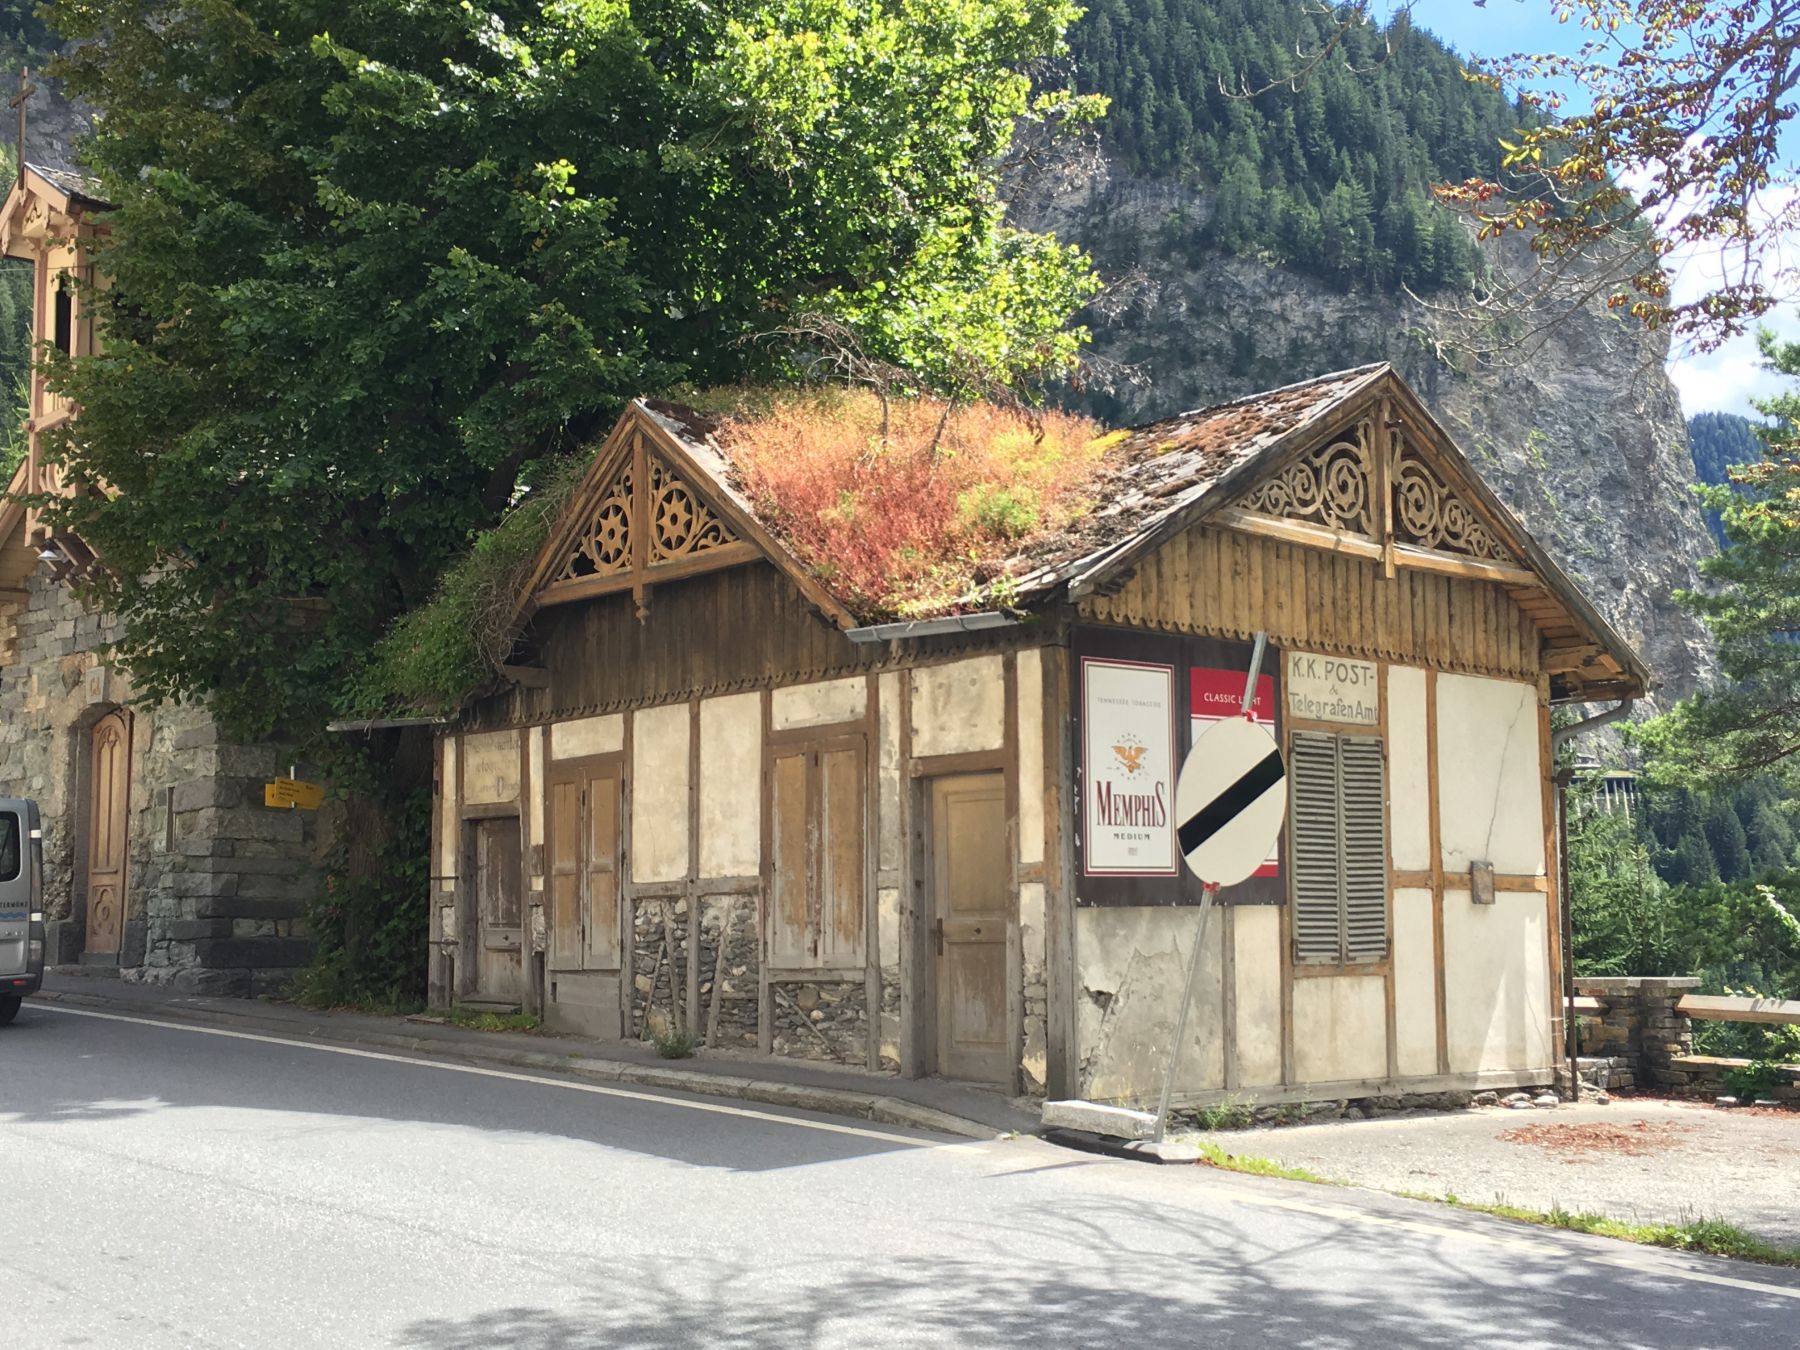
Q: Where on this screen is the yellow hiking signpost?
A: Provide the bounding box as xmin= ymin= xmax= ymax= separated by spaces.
xmin=263 ymin=777 xmax=323 ymax=811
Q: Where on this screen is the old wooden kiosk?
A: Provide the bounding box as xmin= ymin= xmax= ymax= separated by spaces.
xmin=431 ymin=364 xmax=1647 ymax=1109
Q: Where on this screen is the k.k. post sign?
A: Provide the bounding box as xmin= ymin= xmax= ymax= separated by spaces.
xmin=1286 ymin=651 xmax=1379 ymax=725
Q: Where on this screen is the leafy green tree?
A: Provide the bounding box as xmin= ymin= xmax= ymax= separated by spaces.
xmin=40 ymin=0 xmax=1100 ymax=741
xmin=1637 ymin=333 xmax=1800 ymax=783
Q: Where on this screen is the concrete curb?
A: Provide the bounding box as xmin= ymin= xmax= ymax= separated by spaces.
xmin=29 ymin=989 xmax=999 ymax=1141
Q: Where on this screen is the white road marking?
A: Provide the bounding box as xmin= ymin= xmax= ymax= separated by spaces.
xmin=33 ymin=1003 xmax=952 ymax=1149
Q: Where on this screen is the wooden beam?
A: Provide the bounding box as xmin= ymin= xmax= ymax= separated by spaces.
xmin=1677 ymin=994 xmax=1800 ymax=1026
xmin=1214 ymin=506 xmax=1543 ymax=589
xmin=531 ymin=541 xmax=762 ymax=610
xmin=499 ymin=664 xmax=551 ymax=689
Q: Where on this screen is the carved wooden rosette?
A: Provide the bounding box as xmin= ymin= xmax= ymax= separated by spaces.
xmin=648 ymin=458 xmax=732 ymax=563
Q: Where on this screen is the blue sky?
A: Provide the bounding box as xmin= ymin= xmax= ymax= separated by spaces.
xmin=1393 ymin=2 xmax=1796 ymax=420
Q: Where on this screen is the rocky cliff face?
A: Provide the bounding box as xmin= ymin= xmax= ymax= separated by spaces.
xmin=1018 ymin=165 xmax=1717 ymax=701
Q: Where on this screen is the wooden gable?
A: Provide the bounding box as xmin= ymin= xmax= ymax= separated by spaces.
xmin=515 ymin=403 xmax=855 ymax=634
xmin=524 ymin=415 xmax=762 ymax=620
xmin=1086 ymin=375 xmax=1645 ymax=700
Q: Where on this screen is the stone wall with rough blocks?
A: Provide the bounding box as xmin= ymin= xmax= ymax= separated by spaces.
xmin=698 ymin=894 xmax=758 ymax=1049
xmin=1573 ymin=976 xmax=1698 ymax=1089
xmin=0 ymin=570 xmax=326 ymax=993
xmin=1577 ymin=975 xmax=1800 ymax=1102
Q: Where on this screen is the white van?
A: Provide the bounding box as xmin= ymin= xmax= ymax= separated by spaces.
xmin=0 ymin=798 xmax=44 ymax=1024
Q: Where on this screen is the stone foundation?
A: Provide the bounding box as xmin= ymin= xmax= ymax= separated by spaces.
xmin=771 ymin=979 xmax=869 ymax=1064
xmin=697 ymin=895 xmax=758 ymax=1050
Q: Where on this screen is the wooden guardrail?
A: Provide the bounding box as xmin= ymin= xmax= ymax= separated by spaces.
xmin=1676 ymin=994 xmax=1800 ymax=1026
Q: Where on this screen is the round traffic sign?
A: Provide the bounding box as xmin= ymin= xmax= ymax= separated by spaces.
xmin=1172 ymin=716 xmax=1286 ymax=886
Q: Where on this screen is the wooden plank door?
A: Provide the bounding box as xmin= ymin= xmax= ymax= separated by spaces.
xmin=472 ymin=816 xmax=524 ymax=1003
xmin=931 ymin=773 xmax=1010 ymax=1084
xmin=83 ymin=710 xmax=130 ymax=957
xmin=547 ymin=769 xmax=622 ymax=973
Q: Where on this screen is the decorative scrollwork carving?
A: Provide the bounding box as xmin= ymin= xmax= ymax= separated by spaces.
xmin=1391 ymin=448 xmax=1510 ymax=561
xmin=560 ymin=468 xmax=633 ymax=580
xmin=649 ymin=459 xmax=732 ymax=562
xmin=1239 ymin=421 xmax=1374 ymax=536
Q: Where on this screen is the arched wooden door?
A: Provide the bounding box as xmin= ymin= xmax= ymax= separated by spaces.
xmin=83 ymin=710 xmax=131 ymax=958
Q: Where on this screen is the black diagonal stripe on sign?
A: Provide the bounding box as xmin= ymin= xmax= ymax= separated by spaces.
xmin=1178 ymin=748 xmax=1285 ymax=858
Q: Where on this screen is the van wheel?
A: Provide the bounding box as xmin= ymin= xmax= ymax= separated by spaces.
xmin=0 ymin=996 xmax=20 ymax=1026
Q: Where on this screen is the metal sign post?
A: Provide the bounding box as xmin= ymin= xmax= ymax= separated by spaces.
xmin=1150 ymin=632 xmax=1279 ymax=1144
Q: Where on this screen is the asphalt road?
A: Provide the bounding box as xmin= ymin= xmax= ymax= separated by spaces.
xmin=3 ymin=1001 xmax=1796 ymax=1349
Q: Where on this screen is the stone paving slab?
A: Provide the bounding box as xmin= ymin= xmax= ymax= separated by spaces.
xmin=30 ymin=974 xmax=1038 ymax=1141
xmin=1190 ymin=1098 xmax=1800 ymax=1244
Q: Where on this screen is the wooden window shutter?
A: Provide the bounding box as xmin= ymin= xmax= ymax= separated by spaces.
xmin=769 ymin=749 xmax=811 ymax=965
xmin=584 ymin=772 xmax=622 ymax=969
xmin=1289 ymin=730 xmax=1343 ymax=963
xmin=767 ymin=738 xmax=868 ymax=968
xmin=1288 ymin=730 xmax=1390 ymax=964
xmin=817 ymin=742 xmax=866 ymax=965
xmin=548 ymin=778 xmax=583 ymax=970
xmin=1338 ymin=735 xmax=1390 ymax=963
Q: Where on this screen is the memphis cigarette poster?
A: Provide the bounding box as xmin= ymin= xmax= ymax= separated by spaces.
xmin=1081 ymin=657 xmax=1178 ymax=876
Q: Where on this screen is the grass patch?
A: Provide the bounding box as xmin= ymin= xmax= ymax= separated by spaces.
xmin=433 ymin=1007 xmax=542 ymax=1034
xmin=650 ymin=1026 xmax=699 ymax=1059
xmin=721 ymin=388 xmax=1106 ymax=619
xmin=1188 ymin=1138 xmax=1334 ymax=1185
xmin=1429 ymin=1196 xmax=1800 ymax=1269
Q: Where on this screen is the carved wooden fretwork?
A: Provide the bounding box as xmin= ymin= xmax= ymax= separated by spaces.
xmin=1390 ymin=442 xmax=1511 ymax=562
xmin=543 ymin=437 xmax=746 ymax=610
xmin=558 ymin=466 xmax=634 ymax=582
xmin=648 ymin=458 xmax=732 ymax=563
xmin=1238 ymin=420 xmax=1375 ymax=537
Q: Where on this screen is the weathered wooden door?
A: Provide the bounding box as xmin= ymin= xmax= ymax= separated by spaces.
xmin=83 ymin=710 xmax=130 ymax=958
xmin=547 ymin=769 xmax=622 ymax=973
xmin=471 ymin=817 xmax=524 ymax=1004
xmin=931 ymin=773 xmax=1010 ymax=1084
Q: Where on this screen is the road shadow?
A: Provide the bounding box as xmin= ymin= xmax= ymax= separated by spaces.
xmin=390 ymin=1213 xmax=1800 ymax=1350
xmin=0 ymin=1004 xmax=943 ymax=1172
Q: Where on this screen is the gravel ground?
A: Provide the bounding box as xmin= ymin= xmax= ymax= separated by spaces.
xmin=1193 ymin=1098 xmax=1800 ymax=1244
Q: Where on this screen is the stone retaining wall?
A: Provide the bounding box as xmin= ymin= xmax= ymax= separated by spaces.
xmin=1573 ymin=975 xmax=1800 ymax=1103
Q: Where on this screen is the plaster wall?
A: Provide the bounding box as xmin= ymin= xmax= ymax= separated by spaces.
xmin=1443 ymin=887 xmax=1554 ymax=1074
xmin=1435 ymin=674 xmax=1544 ymax=875
xmin=1391 ymin=886 xmax=1438 ymax=1077
xmin=462 ymin=730 xmax=520 ymax=805
xmin=1076 ymin=905 xmax=1225 ymax=1103
xmin=550 ymin=713 xmax=622 ymax=760
xmin=1386 ymin=665 xmax=1431 ymax=871
xmin=771 ymin=676 xmax=865 ymax=730
xmin=1016 ymin=649 xmax=1045 ymax=866
xmin=631 ymin=703 xmax=691 ymax=883
xmin=1232 ymin=905 xmax=1283 ymax=1087
xmin=910 ymin=655 xmax=1004 ymax=757
xmin=1291 ymin=973 xmax=1388 ymax=1085
xmin=437 ymin=738 xmax=457 ymax=892
xmin=527 ymin=728 xmax=546 ymax=852
xmin=876 ymin=672 xmax=903 ymax=874
xmin=698 ymin=693 xmax=761 ymax=877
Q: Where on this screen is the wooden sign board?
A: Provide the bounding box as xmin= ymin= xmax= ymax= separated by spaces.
xmin=264 ymin=778 xmax=324 ymax=811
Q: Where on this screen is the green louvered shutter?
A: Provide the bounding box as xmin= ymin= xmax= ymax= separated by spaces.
xmin=1288 ymin=731 xmax=1389 ymax=964
xmin=1338 ymin=735 xmax=1390 ymax=963
xmin=1289 ymin=731 xmax=1343 ymax=962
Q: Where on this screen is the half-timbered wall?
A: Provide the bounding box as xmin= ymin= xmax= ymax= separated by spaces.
xmin=1069 ymin=514 xmax=1561 ymax=1109
xmin=438 ymin=643 xmax=1062 ymax=1093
